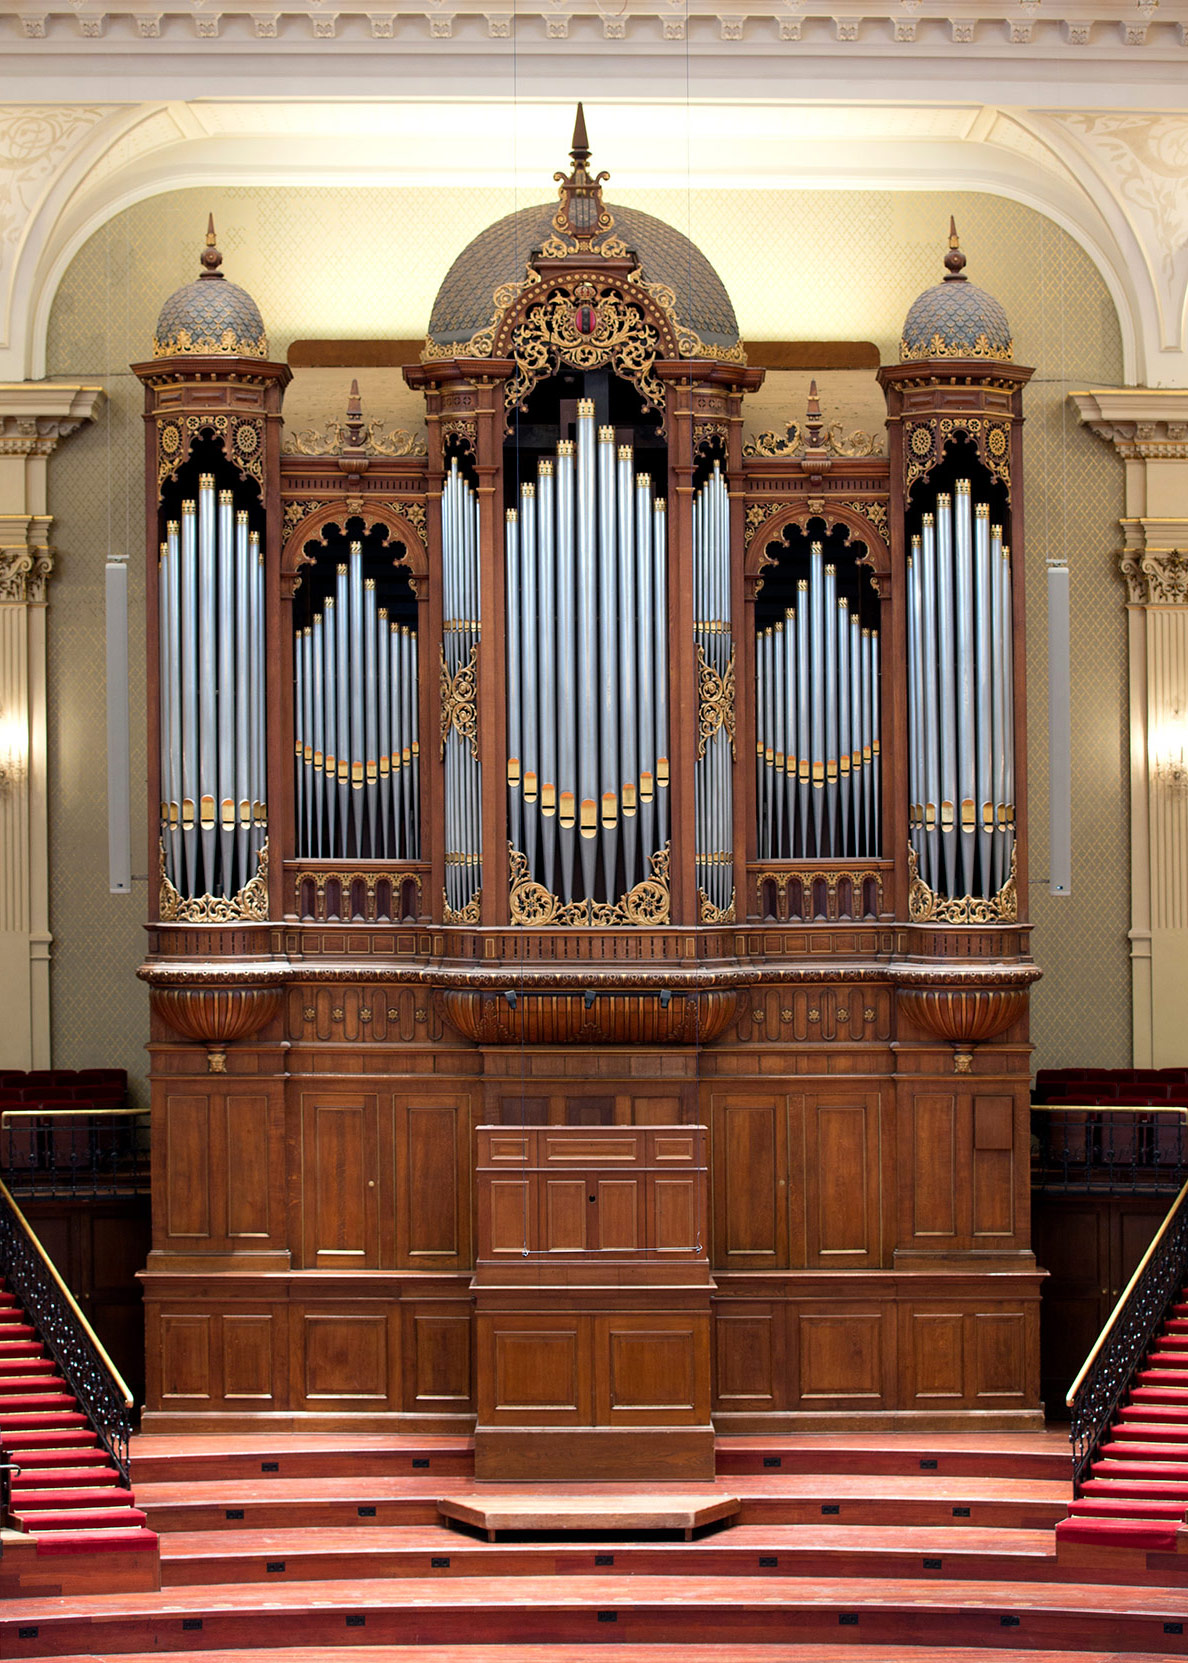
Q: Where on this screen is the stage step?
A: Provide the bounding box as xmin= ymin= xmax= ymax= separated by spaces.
xmin=17 ymin=1647 xmax=1174 ymax=1663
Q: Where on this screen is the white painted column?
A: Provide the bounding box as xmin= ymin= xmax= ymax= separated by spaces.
xmin=1073 ymin=390 xmax=1188 ymax=1067
xmin=0 ymin=383 xmax=104 ymax=1069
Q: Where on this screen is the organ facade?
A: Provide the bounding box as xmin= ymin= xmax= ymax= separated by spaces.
xmin=134 ymin=114 xmax=1042 ymax=1466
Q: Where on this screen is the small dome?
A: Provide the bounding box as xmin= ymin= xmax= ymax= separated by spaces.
xmin=899 ymin=220 xmax=1012 ymax=364
xmin=428 ymin=202 xmax=739 ymax=353
xmin=153 ymin=217 xmax=267 ymax=359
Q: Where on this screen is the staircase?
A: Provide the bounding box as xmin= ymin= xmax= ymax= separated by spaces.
xmin=1058 ymin=1286 xmax=1188 ymax=1551
xmin=0 ymin=1275 xmax=156 ymax=1553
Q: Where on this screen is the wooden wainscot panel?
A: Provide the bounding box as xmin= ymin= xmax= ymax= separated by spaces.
xmin=542 ymin=1130 xmax=641 ymax=1164
xmin=632 ymin=1094 xmax=685 ymax=1125
xmin=159 ymin=1312 xmax=212 ymax=1401
xmin=484 ymin=1176 xmax=533 ymax=1258
xmin=973 ymin=1310 xmax=1028 ymax=1403
xmin=542 ymin=1175 xmax=591 ymax=1253
xmin=806 ymin=1094 xmax=880 ymax=1267
xmin=301 ymin=1092 xmax=380 ymax=1268
xmin=399 ymin=1097 xmax=470 ymax=1267
xmin=796 ymin=1310 xmax=888 ymax=1405
xmin=712 ymin=1307 xmax=781 ymax=1411
xmin=650 ymin=1174 xmax=699 ymax=1255
xmin=905 ymin=1309 xmax=966 ymax=1403
xmin=972 ymin=1094 xmax=1015 ymax=1238
xmin=910 ymin=1093 xmax=959 ymax=1241
xmin=479 ymin=1318 xmax=592 ymax=1424
xmin=597 ymin=1318 xmax=707 ymax=1424
xmin=221 ymin=1313 xmax=274 ymax=1401
xmin=225 ymin=1094 xmax=273 ymax=1240
xmin=713 ymin=1095 xmax=788 ymax=1268
xmin=299 ymin=1310 xmax=395 ymax=1405
xmin=405 ymin=1309 xmax=474 ymax=1412
xmin=596 ymin=1176 xmax=642 ymax=1252
xmin=164 ymin=1092 xmax=211 ymax=1240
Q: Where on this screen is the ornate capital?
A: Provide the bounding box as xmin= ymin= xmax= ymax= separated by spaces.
xmin=0 ymin=517 xmax=53 ymax=602
xmin=1122 ymin=548 xmax=1188 ymax=606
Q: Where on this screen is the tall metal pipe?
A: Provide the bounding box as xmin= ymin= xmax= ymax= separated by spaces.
xmin=537 ymin=459 xmax=557 ymax=896
xmin=322 ymin=593 xmax=338 ymax=858
xmin=576 ymin=401 xmax=599 ymax=898
xmin=936 ymin=493 xmax=958 ymax=895
xmin=974 ymin=502 xmax=994 ymax=894
xmin=920 ymin=514 xmax=941 ymax=888
xmin=636 ymin=472 xmax=655 ymax=875
xmin=556 ymin=442 xmax=577 ymax=903
xmin=596 ymin=425 xmax=619 ymax=900
xmin=312 ymin=613 xmax=326 ymax=861
xmin=954 ymin=480 xmax=976 ymax=896
xmin=234 ymin=512 xmax=251 ymax=879
xmin=376 ymin=606 xmax=391 ymax=859
xmin=521 ymin=481 xmax=540 ymax=881
xmin=837 ymin=596 xmax=851 ymax=857
xmin=334 ymin=561 xmax=350 ymax=856
xmin=617 ymin=445 xmax=638 ymax=892
xmin=197 ymin=476 xmax=217 ymax=887
xmin=990 ymin=525 xmax=1007 ymax=893
xmin=654 ymin=495 xmax=669 ymax=850
xmin=505 ymin=506 xmax=522 ymax=856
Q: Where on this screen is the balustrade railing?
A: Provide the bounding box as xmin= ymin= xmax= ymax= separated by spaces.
xmin=1066 ymin=1177 xmax=1188 ymax=1491
xmin=0 ymin=1179 xmax=134 ymax=1484
xmin=0 ymin=1107 xmax=150 ymax=1197
xmin=1031 ymin=1105 xmax=1188 ymax=1194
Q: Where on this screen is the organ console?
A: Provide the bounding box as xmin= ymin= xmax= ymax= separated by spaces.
xmin=134 ymin=112 xmax=1043 ymax=1467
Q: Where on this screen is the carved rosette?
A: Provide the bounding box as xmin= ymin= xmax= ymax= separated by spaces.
xmin=903 ymin=415 xmax=1011 ymax=497
xmin=157 ymin=412 xmax=265 ymax=495
xmin=437 ymin=987 xmax=738 ymax=1045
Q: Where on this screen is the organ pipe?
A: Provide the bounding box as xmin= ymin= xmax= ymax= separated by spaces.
xmin=443 ymin=459 xmax=481 ymax=917
xmin=158 ymin=478 xmax=266 ymax=901
xmin=505 ymin=399 xmax=669 ymax=909
xmin=755 ymin=542 xmax=881 ymax=861
xmin=694 ymin=461 xmax=733 ymax=917
xmin=293 ymin=540 xmax=421 ymax=866
xmin=906 ymin=478 xmax=1014 ymax=899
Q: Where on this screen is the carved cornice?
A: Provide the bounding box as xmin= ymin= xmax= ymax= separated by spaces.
xmin=1073 ymin=390 xmax=1188 ymax=458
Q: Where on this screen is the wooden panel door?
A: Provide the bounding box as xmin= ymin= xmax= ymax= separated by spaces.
xmin=804 ymin=1092 xmax=881 ymax=1267
xmin=301 ymin=1091 xmax=380 ymax=1268
xmin=397 ymin=1095 xmax=471 ymax=1268
xmin=712 ymin=1094 xmax=788 ymax=1268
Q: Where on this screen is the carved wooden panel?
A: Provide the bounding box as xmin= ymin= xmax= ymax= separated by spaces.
xmin=301 ymin=1092 xmax=380 ymax=1268
xmin=300 ymin=1311 xmax=392 ymax=1403
xmin=906 ymin=1310 xmax=965 ymax=1403
xmin=973 ymin=1311 xmax=1027 ymax=1402
xmin=712 ymin=1308 xmax=781 ymax=1411
xmin=910 ymin=1093 xmax=958 ymax=1239
xmin=596 ymin=1177 xmax=642 ymax=1252
xmin=972 ymin=1093 xmax=1015 ymax=1237
xmin=406 ymin=1310 xmax=474 ymax=1411
xmin=398 ymin=1097 xmax=470 ymax=1267
xmin=650 ymin=1174 xmax=700 ymax=1255
xmin=543 ymin=1176 xmax=590 ymax=1253
xmin=485 ymin=1176 xmax=532 ymax=1257
xmin=598 ymin=1319 xmax=706 ymax=1422
xmin=797 ymin=1310 xmax=886 ymax=1404
xmin=225 ymin=1095 xmax=271 ymax=1239
xmin=805 ymin=1093 xmax=880 ymax=1266
xmin=713 ymin=1094 xmax=788 ymax=1267
xmin=221 ymin=1314 xmax=274 ymax=1401
xmin=158 ymin=1312 xmax=211 ymax=1400
xmin=164 ymin=1093 xmax=211 ymax=1240
xmin=481 ymin=1320 xmax=591 ymax=1423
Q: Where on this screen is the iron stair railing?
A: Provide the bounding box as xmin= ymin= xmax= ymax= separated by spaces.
xmin=0 ymin=1177 xmax=134 ymax=1484
xmin=1066 ymin=1175 xmax=1188 ymax=1491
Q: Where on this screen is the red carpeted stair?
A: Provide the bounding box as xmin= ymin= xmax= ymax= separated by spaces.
xmin=0 ymin=1278 xmax=156 ymax=1556
xmin=1057 ymin=1290 xmax=1188 ymax=1551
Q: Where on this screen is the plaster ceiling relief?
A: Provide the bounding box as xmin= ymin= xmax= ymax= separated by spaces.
xmin=1047 ymin=111 xmax=1188 ymax=350
xmin=0 ymin=105 xmax=112 ymax=271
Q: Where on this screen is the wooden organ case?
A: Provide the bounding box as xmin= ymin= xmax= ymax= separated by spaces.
xmin=134 ymin=124 xmax=1043 ymax=1467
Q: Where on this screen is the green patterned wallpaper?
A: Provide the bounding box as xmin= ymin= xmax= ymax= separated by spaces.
xmin=44 ymin=183 xmax=1127 ymax=1095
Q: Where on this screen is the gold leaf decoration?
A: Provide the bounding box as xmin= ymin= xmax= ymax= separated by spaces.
xmin=159 ymin=840 xmax=270 ymax=922
xmin=697 ymin=643 xmax=736 ymax=759
xmin=908 ymin=843 xmax=1018 ymax=924
xmin=440 ymin=642 xmax=479 ymax=760
xmin=508 ymin=841 xmax=670 ymax=928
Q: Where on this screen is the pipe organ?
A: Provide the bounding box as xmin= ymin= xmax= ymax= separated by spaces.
xmin=135 ymin=117 xmax=1044 ymax=1473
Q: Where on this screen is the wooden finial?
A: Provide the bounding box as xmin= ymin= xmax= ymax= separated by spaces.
xmin=944 ymin=216 xmax=967 ymax=281
xmin=805 ymin=378 xmax=824 ymax=450
xmin=571 ymin=102 xmax=590 ymax=165
xmin=199 ymin=213 xmax=223 ymax=278
xmin=345 ymin=378 xmax=365 ymax=449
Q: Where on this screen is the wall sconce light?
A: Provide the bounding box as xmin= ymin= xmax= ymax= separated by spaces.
xmin=0 ymin=711 xmax=27 ymax=796
xmin=1151 ymin=708 xmax=1188 ymax=795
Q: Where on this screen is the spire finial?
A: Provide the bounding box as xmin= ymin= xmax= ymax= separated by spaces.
xmin=199 ymin=213 xmax=224 ymax=279
xmin=571 ymin=102 xmax=590 ymax=166
xmin=345 ymin=378 xmax=365 ymax=449
xmin=943 ymin=215 xmax=967 ymax=282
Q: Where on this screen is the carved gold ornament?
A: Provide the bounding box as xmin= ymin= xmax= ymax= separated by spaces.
xmin=743 ymin=423 xmax=882 ymax=460
xmin=907 ymin=843 xmax=1018 ymax=924
xmin=157 ymin=413 xmax=265 ymax=495
xmin=158 ymin=840 xmax=270 ymax=923
xmin=505 ymin=279 xmax=666 ymax=418
xmin=698 ymin=887 xmax=736 ymax=925
xmin=897 ymin=330 xmax=1013 ymax=365
xmin=386 ymin=500 xmax=428 ymax=546
xmin=443 ymin=887 xmax=481 ymax=925
xmin=282 ymin=420 xmax=426 ymax=458
xmin=153 ymin=326 xmax=267 ymax=360
xmin=745 ymin=502 xmax=796 ymax=545
xmin=508 ymin=841 xmax=671 ymax=927
xmin=440 ymin=642 xmax=479 ymax=760
xmin=697 ymin=644 xmax=736 ymax=759
xmin=905 ymin=417 xmax=1011 ymax=496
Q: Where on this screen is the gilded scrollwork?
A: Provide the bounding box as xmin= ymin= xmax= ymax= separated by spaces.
xmin=505 ymin=279 xmax=666 ymax=418
xmin=897 ymin=330 xmax=1013 ymax=364
xmin=699 ymin=887 xmax=736 ymax=925
xmin=282 ymin=499 xmax=327 ymax=542
xmin=440 ymin=642 xmax=479 ymax=760
xmin=281 ymin=420 xmax=426 ymax=458
xmin=443 ymin=888 xmax=481 ymax=925
xmin=508 ymin=841 xmax=671 ymax=927
xmin=697 ymin=644 xmax=736 ymax=759
xmin=153 ymin=326 xmax=267 ymax=359
xmin=1122 ymin=549 xmax=1188 ymax=605
xmin=158 ymin=413 xmax=265 ymax=495
xmin=907 ymin=843 xmax=1018 ymax=924
xmin=387 ymin=500 xmax=428 ymax=547
xmin=159 ymin=840 xmax=270 ymax=923
xmin=905 ymin=416 xmax=1011 ymax=497
xmin=745 ymin=501 xmax=796 ymax=543
xmin=743 ymin=423 xmax=882 ymax=460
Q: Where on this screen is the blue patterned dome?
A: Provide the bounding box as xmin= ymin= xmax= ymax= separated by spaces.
xmin=899 ymin=222 xmax=1012 ymax=364
xmin=153 ymin=218 xmax=267 ymax=359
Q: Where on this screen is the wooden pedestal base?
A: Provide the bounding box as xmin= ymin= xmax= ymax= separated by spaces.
xmin=472 ymin=1424 xmax=716 ymax=1482
xmin=439 ymin=1488 xmax=737 ymax=1536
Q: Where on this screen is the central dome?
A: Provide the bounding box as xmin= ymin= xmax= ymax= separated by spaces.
xmin=428 ymin=201 xmax=740 ymax=353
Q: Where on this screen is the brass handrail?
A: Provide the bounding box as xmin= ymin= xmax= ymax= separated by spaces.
xmin=0 ymin=1176 xmax=133 ymax=1407
xmin=1 ymin=1107 xmax=144 ymax=1123
xmin=1066 ymin=1173 xmax=1188 ymax=1406
xmin=1033 ymin=1103 xmax=1188 ymax=1118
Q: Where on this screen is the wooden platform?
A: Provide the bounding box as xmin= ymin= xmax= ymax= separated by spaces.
xmin=438 ymin=1490 xmax=740 ymax=1539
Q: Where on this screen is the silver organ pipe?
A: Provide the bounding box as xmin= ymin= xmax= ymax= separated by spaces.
xmin=505 ymin=401 xmax=669 ymax=909
xmin=694 ymin=461 xmax=732 ymax=914
xmin=159 ymin=481 xmax=266 ymax=901
xmin=756 ymin=541 xmax=881 ymax=862
xmin=442 ymin=459 xmax=481 ymax=916
xmin=293 ymin=541 xmax=421 ymax=867
xmin=907 ymin=478 xmax=1014 ymax=899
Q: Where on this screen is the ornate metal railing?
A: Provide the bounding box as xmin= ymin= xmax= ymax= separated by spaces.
xmin=1032 ymin=1105 xmax=1188 ymax=1194
xmin=1 ymin=1108 xmax=150 ymax=1198
xmin=1066 ymin=1176 xmax=1188 ymax=1491
xmin=0 ymin=1179 xmax=134 ymax=1484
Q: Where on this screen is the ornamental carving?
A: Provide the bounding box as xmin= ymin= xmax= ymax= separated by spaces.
xmin=158 ymin=840 xmax=270 ymax=922
xmin=907 ymin=843 xmax=1018 ymax=924
xmin=1121 ymin=549 xmax=1188 ymax=605
xmin=437 ymin=983 xmax=737 ymax=1045
xmin=282 ymin=499 xmax=327 ymax=541
xmin=0 ymin=541 xmax=53 ymax=602
xmin=441 ymin=418 xmax=477 ymax=450
xmin=697 ymin=643 xmax=736 ymax=759
xmin=158 ymin=413 xmax=265 ymax=495
xmin=385 ymin=500 xmax=428 ymax=547
xmin=443 ymin=887 xmax=481 ymax=925
xmin=153 ymin=325 xmax=268 ymax=359
xmin=904 ymin=416 xmax=1011 ymax=496
xmin=504 ymin=279 xmax=666 ymax=420
xmin=281 ymin=421 xmax=426 ymax=458
xmin=508 ymin=841 xmax=671 ymax=927
xmin=743 ymin=422 xmax=882 ymax=460
xmin=698 ymin=887 xmax=736 ymax=925
xmin=745 ymin=502 xmax=796 ymax=543
xmin=440 ymin=642 xmax=479 ymax=760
